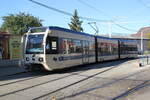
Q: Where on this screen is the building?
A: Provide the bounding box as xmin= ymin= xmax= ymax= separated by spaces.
xmin=0 ymin=32 xmax=10 ymax=59
xmin=130 ymin=27 xmax=150 ymax=52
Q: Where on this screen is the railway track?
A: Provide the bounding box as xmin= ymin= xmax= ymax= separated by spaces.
xmin=57 ymin=68 xmax=150 ymax=100
xmin=0 ymin=62 xmax=120 ymax=99
xmin=0 ymin=59 xmax=144 ymax=100
xmin=0 ymin=64 xmax=93 ymax=86
xmin=112 ymin=80 xmax=150 ymax=100
xmin=0 ymin=72 xmax=81 ymax=97
xmin=33 ymin=62 xmax=150 ymax=100
xmin=33 ymin=66 xmax=117 ymax=100
xmin=0 ymin=71 xmax=29 ymax=78
xmin=0 ymin=73 xmax=43 ymax=86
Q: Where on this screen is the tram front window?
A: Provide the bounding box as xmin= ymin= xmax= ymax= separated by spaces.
xmin=26 ymin=34 xmax=44 ymax=54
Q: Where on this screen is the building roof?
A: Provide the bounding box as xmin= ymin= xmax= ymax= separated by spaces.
xmin=130 ymin=27 xmax=150 ymax=39
xmin=0 ymin=32 xmax=10 ymax=35
xmin=0 ymin=32 xmax=10 ymax=38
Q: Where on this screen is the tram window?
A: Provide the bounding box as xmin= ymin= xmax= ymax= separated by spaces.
xmin=112 ymin=44 xmax=118 ymax=55
xmin=89 ymin=41 xmax=95 ymax=55
xmin=60 ymin=38 xmax=70 ymax=54
xmin=46 ymin=37 xmax=58 ymax=54
xmin=60 ymin=38 xmax=82 ymax=54
xmin=51 ymin=41 xmax=57 ymax=50
xmin=72 ymin=40 xmax=82 ymax=53
xmin=97 ymin=42 xmax=109 ymax=56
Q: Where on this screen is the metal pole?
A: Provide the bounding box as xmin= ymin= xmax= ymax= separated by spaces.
xmin=147 ymin=56 xmax=148 ymax=64
xmin=108 ymin=22 xmax=112 ymax=38
xmin=141 ymin=31 xmax=143 ymax=54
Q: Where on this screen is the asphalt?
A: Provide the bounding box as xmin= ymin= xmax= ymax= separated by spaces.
xmin=0 ymin=58 xmax=150 ymax=100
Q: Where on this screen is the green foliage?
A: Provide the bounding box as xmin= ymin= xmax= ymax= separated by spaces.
xmin=1 ymin=12 xmax=42 ymax=35
xmin=68 ymin=9 xmax=83 ymax=32
xmin=144 ymin=51 xmax=150 ymax=54
xmin=147 ymin=33 xmax=150 ymax=50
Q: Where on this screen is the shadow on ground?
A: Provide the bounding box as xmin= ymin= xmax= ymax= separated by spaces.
xmin=0 ymin=59 xmax=136 ymax=82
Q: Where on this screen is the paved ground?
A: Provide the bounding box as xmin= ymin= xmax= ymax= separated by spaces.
xmin=0 ymin=59 xmax=150 ymax=100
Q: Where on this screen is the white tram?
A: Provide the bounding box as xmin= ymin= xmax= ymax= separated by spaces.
xmin=23 ymin=26 xmax=138 ymax=71
xmin=23 ymin=26 xmax=95 ymax=71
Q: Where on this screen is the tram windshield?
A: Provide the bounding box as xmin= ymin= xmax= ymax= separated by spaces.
xmin=26 ymin=34 xmax=44 ymax=54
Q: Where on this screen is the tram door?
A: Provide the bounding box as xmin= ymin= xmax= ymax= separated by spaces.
xmin=82 ymin=41 xmax=89 ymax=64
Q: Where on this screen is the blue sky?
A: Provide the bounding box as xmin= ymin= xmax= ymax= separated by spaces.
xmin=1 ymin=0 xmax=150 ymax=36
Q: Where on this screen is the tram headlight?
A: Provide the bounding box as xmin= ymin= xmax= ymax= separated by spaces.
xmin=26 ymin=57 xmax=29 ymax=61
xmin=39 ymin=57 xmax=43 ymax=62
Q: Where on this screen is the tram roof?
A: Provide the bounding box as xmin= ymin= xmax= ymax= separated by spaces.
xmin=118 ymin=39 xmax=137 ymax=43
xmin=96 ymin=35 xmax=118 ymax=40
xmin=48 ymin=26 xmax=95 ymax=37
xmin=29 ymin=26 xmax=137 ymax=43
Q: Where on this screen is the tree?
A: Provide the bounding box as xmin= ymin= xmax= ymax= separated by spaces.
xmin=68 ymin=9 xmax=83 ymax=32
xmin=147 ymin=33 xmax=150 ymax=51
xmin=0 ymin=12 xmax=42 ymax=35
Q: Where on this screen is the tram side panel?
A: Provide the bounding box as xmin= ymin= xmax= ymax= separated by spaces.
xmin=119 ymin=40 xmax=130 ymax=59
xmin=119 ymin=40 xmax=138 ymax=59
xmin=96 ymin=37 xmax=119 ymax=62
xmin=45 ymin=30 xmax=95 ymax=70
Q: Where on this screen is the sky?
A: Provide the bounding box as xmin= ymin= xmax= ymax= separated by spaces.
xmin=1 ymin=0 xmax=150 ymax=36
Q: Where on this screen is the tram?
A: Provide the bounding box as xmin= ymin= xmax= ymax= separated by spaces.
xmin=22 ymin=26 xmax=138 ymax=71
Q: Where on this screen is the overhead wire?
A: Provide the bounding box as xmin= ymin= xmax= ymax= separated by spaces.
xmin=29 ymin=0 xmax=138 ymax=32
xmin=137 ymin=0 xmax=150 ymax=9
xmin=77 ymin=0 xmax=137 ymax=32
xmin=29 ymin=0 xmax=111 ymax=22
